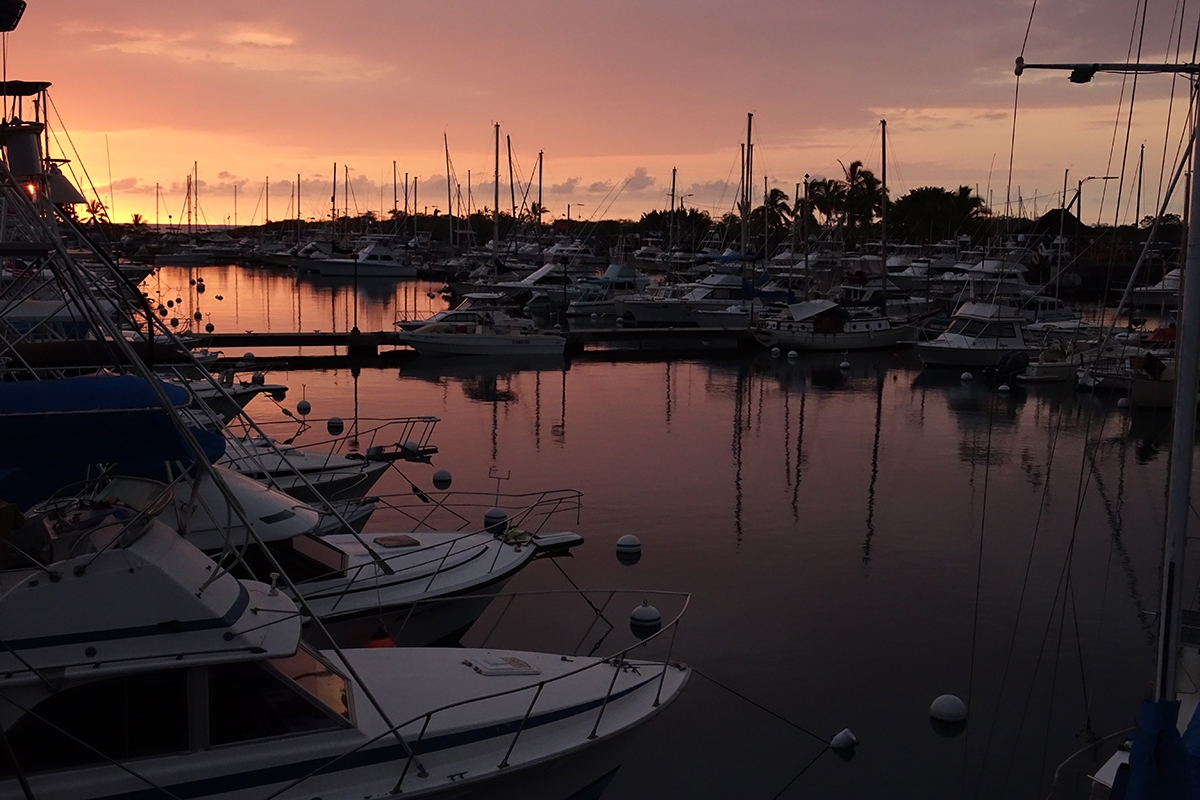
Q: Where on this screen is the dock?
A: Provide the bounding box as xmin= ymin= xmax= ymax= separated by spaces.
xmin=195 ymin=325 xmax=758 ymax=367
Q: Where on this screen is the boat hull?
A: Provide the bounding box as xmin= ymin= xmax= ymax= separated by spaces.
xmin=752 ymin=324 xmax=914 ymax=351
xmin=315 ymin=260 xmax=418 ymax=278
xmin=398 ymin=332 xmax=566 ymax=357
xmin=916 ymin=342 xmax=1040 ymax=368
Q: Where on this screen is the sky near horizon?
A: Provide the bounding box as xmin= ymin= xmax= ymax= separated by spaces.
xmin=15 ymin=0 xmax=1200 ymax=228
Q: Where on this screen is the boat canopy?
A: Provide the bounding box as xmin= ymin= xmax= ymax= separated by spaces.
xmin=786 ymin=299 xmax=839 ymax=321
xmin=0 ymin=375 xmax=225 ymax=507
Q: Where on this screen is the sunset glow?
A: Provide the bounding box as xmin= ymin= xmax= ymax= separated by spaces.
xmin=20 ymin=0 xmax=1196 ymax=226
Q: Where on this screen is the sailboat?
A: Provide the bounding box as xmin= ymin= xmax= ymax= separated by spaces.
xmin=1014 ymin=55 xmax=1200 ymax=797
xmin=751 ymin=120 xmax=923 ymax=352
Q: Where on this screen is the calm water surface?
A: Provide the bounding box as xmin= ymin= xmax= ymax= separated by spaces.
xmin=147 ymin=265 xmax=1190 ymax=799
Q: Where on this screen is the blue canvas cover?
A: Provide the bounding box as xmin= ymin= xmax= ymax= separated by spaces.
xmin=1121 ymin=699 xmax=1200 ymax=800
xmin=0 ymin=375 xmax=225 ymax=508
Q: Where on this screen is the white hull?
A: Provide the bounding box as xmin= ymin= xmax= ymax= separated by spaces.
xmin=315 ymin=260 xmax=418 ymax=278
xmin=617 ymin=298 xmax=743 ymax=326
xmin=398 ymin=332 xmax=566 ymax=357
xmin=753 ymin=325 xmax=914 ymax=351
xmin=916 ymin=341 xmax=1040 ymax=367
xmin=5 ymin=648 xmax=688 ymax=800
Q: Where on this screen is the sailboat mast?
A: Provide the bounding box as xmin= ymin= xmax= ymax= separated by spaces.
xmin=493 ymin=123 xmax=500 ymax=264
xmin=1155 ymin=116 xmax=1200 ymax=704
xmin=880 ymin=118 xmax=888 ymax=312
xmin=741 ymin=112 xmax=752 ymax=260
xmin=668 ymin=167 xmax=676 ymax=259
xmin=507 ymin=135 xmax=516 ymax=219
xmin=232 ymin=183 xmax=236 ymax=229
xmin=296 ymin=173 xmax=301 ymax=242
xmin=331 ymin=163 xmax=337 ymax=225
xmin=803 ymin=175 xmax=810 ymax=299
xmin=538 ymin=150 xmax=543 ymax=230
xmin=445 ymin=133 xmax=454 ymax=249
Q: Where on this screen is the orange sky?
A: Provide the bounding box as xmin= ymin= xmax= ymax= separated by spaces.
xmin=16 ymin=0 xmax=1199 ymax=227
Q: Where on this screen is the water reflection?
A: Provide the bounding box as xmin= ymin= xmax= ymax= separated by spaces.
xmin=141 ymin=265 xmax=1200 ymax=798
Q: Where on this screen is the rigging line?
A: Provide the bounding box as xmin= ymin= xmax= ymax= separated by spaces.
xmin=1004 ymin=75 xmax=1022 ymax=220
xmin=1098 ymin=0 xmax=1150 ymax=227
xmin=1067 ymin=573 xmax=1095 ymax=736
xmin=972 ymin=402 xmax=1067 ymax=796
xmin=961 ymin=387 xmax=997 ymax=798
xmin=998 ymin=535 xmax=1076 ymax=797
xmin=1155 ymin=0 xmax=1189 ymax=208
xmin=1036 ymin=551 xmax=1076 ymax=792
xmin=45 ymin=92 xmax=105 ymax=210
xmin=1019 ymin=0 xmax=1039 ymax=57
xmin=1096 ymin=0 xmax=1147 ymax=225
xmin=769 ymin=746 xmax=829 ymax=800
xmin=690 ymin=669 xmax=829 ymax=744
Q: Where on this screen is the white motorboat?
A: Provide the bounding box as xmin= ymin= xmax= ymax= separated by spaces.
xmin=565 ymin=263 xmax=650 ymax=316
xmin=0 ymin=496 xmax=686 ymax=800
xmin=752 ymin=299 xmax=917 ymax=351
xmin=396 ymin=292 xmax=524 ymax=331
xmin=616 ymin=273 xmax=754 ymax=328
xmin=219 ymin=437 xmax=395 ymax=502
xmin=313 ymin=242 xmax=417 ymax=278
xmin=40 ymin=464 xmax=586 ymax=651
xmin=397 ymin=312 xmax=566 ymax=357
xmin=916 ymin=301 xmax=1040 ymax=367
xmin=185 ymin=376 xmax=289 ymax=424
xmin=1130 ymin=267 xmax=1181 ymax=308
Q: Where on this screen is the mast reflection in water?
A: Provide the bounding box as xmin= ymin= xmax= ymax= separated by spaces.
xmin=146 ymin=265 xmax=1182 ymax=799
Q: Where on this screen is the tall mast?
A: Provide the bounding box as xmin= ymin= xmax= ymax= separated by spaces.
xmin=668 ymin=167 xmax=677 ymax=260
xmin=741 ymin=113 xmax=752 ymax=260
xmin=412 ymin=176 xmax=418 ymax=243
xmin=265 ymin=176 xmax=269 ymax=227
xmin=1154 ymin=103 xmax=1200 ymax=706
xmin=296 ymin=173 xmax=301 ymax=242
xmin=392 ymin=160 xmax=398 ymax=231
xmin=880 ymin=118 xmax=888 ymax=312
xmin=343 ymin=165 xmax=348 ymax=220
xmin=507 ymin=135 xmax=516 ymax=219
xmin=445 ymin=133 xmax=454 ymax=249
xmin=331 ymin=163 xmax=337 ymax=226
xmin=232 ymin=183 xmax=236 ymax=229
xmin=194 ymin=162 xmax=198 ymax=230
xmin=538 ymin=151 xmax=543 ymax=232
xmin=803 ymin=175 xmax=810 ymax=299
xmin=493 ymin=122 xmax=500 ymax=263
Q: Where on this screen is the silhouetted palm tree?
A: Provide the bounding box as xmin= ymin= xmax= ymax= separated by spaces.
xmin=85 ymin=200 xmax=108 ymax=226
xmin=807 ymin=179 xmax=846 ymax=227
xmin=840 ymin=160 xmax=883 ymax=241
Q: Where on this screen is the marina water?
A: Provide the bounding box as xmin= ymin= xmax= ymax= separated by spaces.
xmin=156 ymin=265 xmax=1178 ymax=798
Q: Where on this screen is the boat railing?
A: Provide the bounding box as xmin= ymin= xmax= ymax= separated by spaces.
xmin=367 ymin=487 xmax=583 ymax=535
xmin=268 ymin=588 xmax=689 ymax=799
xmin=220 ymin=415 xmax=441 ymax=472
xmin=305 ymin=488 xmax=582 ymax=601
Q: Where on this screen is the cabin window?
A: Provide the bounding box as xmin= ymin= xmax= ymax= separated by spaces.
xmin=208 ymin=647 xmax=349 ymax=745
xmin=981 ymin=323 xmax=1017 ymax=338
xmin=3 ymin=670 xmax=189 ymax=774
xmin=947 ymin=319 xmax=987 ymax=337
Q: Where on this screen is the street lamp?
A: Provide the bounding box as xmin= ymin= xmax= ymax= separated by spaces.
xmin=567 ymin=203 xmax=584 ymax=238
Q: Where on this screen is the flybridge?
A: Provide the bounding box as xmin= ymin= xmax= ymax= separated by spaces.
xmin=0 ymin=77 xmax=87 ymax=205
